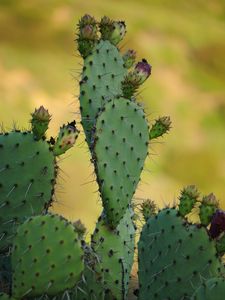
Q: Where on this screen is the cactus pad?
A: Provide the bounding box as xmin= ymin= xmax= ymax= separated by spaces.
xmin=91 ymin=208 xmax=136 ymax=300
xmin=93 ymin=98 xmax=149 ymax=227
xmin=138 ymin=208 xmax=224 ymax=300
xmin=0 ymin=131 xmax=56 ymax=251
xmin=79 ymin=40 xmax=126 ymax=145
xmin=11 ymin=214 xmax=84 ymax=298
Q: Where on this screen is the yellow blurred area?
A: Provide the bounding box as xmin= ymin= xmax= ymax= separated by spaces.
xmin=0 ymin=0 xmax=225 ymax=234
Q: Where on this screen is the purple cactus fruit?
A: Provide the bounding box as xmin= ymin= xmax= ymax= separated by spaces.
xmin=134 ymin=59 xmax=152 ymax=84
xmin=122 ymin=58 xmax=152 ymax=98
xmin=209 ymin=209 xmax=225 ymax=238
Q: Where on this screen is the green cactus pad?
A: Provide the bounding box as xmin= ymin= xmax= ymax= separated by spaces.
xmin=79 ymin=40 xmax=126 ymax=146
xmin=0 ymin=131 xmax=56 ymax=251
xmin=11 ymin=214 xmax=84 ymax=298
xmin=93 ymin=98 xmax=149 ymax=227
xmin=192 ymin=277 xmax=225 ymax=300
xmin=138 ymin=208 xmax=224 ymax=300
xmin=91 ymin=208 xmax=136 ymax=300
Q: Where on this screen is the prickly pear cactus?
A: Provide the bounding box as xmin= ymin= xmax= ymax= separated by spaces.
xmin=138 ymin=208 xmax=225 ymax=300
xmin=75 ymin=14 xmax=170 ymax=300
xmin=192 ymin=277 xmax=225 ymax=300
xmin=11 ymin=214 xmax=84 ymax=298
xmin=0 ymin=110 xmax=78 ymax=252
xmin=93 ymin=98 xmax=149 ymax=227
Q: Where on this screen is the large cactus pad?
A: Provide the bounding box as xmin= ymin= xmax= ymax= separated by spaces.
xmin=11 ymin=214 xmax=84 ymax=298
xmin=0 ymin=131 xmax=56 ymax=252
xmin=138 ymin=208 xmax=224 ymax=300
xmin=93 ymin=98 xmax=149 ymax=227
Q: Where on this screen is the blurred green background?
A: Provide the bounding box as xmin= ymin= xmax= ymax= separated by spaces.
xmin=0 ymin=0 xmax=225 ymax=235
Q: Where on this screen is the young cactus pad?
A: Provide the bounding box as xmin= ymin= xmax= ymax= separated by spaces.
xmin=92 ymin=98 xmax=149 ymax=227
xmin=138 ymin=208 xmax=224 ymax=300
xmin=91 ymin=208 xmax=136 ymax=300
xmin=11 ymin=214 xmax=84 ymax=298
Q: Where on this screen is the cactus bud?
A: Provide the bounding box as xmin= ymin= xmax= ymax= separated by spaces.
xmin=149 ymin=116 xmax=171 ymax=140
xmin=53 ymin=121 xmax=79 ymax=156
xmin=122 ymin=59 xmax=151 ymax=98
xmin=134 ymin=59 xmax=151 ymax=84
xmin=80 ymin=24 xmax=98 ymax=40
xmin=73 ymin=220 xmax=86 ymax=239
xmin=77 ymin=15 xmax=98 ymax=58
xmin=209 ymin=209 xmax=225 ymax=238
xmin=141 ymin=199 xmax=157 ymax=222
xmin=78 ymin=14 xmax=97 ymax=28
xmin=199 ymin=193 xmax=219 ymax=226
xmin=99 ymin=16 xmax=126 ymax=45
xmin=178 ymin=185 xmax=199 ymax=217
xmin=123 ymin=49 xmax=136 ymax=69
xmin=31 ymin=106 xmax=51 ymax=140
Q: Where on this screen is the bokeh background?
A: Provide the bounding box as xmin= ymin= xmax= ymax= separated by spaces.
xmin=0 ymin=0 xmax=225 ymax=235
